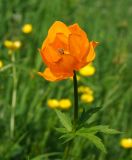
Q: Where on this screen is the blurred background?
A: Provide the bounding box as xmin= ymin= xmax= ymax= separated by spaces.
xmin=0 ymin=0 xmax=132 ymax=159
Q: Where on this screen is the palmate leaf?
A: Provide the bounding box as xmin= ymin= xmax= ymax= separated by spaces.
xmin=55 ymin=109 xmax=72 ymax=132
xmin=77 ymin=125 xmax=120 ymax=134
xmin=78 ymin=107 xmax=101 ymax=126
xmin=76 ymin=132 xmax=107 ymax=153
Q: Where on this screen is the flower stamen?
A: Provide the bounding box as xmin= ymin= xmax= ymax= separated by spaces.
xmin=58 ymin=48 xmax=64 ymax=54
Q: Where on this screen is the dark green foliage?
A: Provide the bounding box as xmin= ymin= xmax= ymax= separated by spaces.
xmin=55 ymin=109 xmax=119 ymax=154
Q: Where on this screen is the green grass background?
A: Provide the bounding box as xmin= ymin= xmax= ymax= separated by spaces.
xmin=0 ymin=0 xmax=132 ymax=159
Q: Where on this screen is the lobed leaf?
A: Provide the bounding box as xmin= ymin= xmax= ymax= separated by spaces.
xmin=59 ymin=133 xmax=75 ymax=144
xmin=77 ymin=125 xmax=120 ymax=135
xmin=78 ymin=107 xmax=101 ymax=126
xmin=55 ymin=127 xmax=68 ymax=133
xmin=76 ymin=132 xmax=107 ymax=153
xmin=55 ymin=109 xmax=72 ymax=132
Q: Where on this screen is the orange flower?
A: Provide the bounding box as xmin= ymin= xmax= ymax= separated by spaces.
xmin=38 ymin=21 xmax=98 ymax=81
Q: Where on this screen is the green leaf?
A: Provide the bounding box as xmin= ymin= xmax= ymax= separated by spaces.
xmin=31 ymin=152 xmax=61 ymax=160
xmin=95 ymin=125 xmax=120 ymax=134
xmin=100 ymin=126 xmax=121 ymax=134
xmin=102 ymin=128 xmax=120 ymax=134
xmin=62 ymin=135 xmax=75 ymax=144
xmin=55 ymin=127 xmax=67 ymax=133
xmin=85 ymin=125 xmax=119 ymax=134
xmin=77 ymin=127 xmax=98 ymax=134
xmin=55 ymin=109 xmax=72 ymax=132
xmin=79 ymin=107 xmax=101 ymax=125
xmin=63 ymin=136 xmax=74 ymax=144
xmin=77 ymin=125 xmax=120 ymax=135
xmin=59 ymin=133 xmax=72 ymax=139
xmin=76 ymin=132 xmax=107 ymax=153
xmin=59 ymin=133 xmax=75 ymax=144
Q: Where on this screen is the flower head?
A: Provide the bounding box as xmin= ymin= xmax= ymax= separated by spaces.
xmin=78 ymin=86 xmax=93 ymax=94
xmin=79 ymin=63 xmax=96 ymax=76
xmin=47 ymin=98 xmax=71 ymax=110
xmin=59 ymin=99 xmax=71 ymax=109
xmin=22 ymin=24 xmax=32 ymax=34
xmin=81 ymin=93 xmax=94 ymax=103
xmin=4 ymin=40 xmax=22 ymax=50
xmin=38 ymin=21 xmax=98 ymax=81
xmin=47 ymin=99 xmax=59 ymax=109
xmin=120 ymin=138 xmax=132 ymax=148
xmin=13 ymin=41 xmax=22 ymax=49
xmin=4 ymin=40 xmax=14 ymax=50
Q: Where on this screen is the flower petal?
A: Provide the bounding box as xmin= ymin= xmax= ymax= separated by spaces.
xmin=40 ymin=44 xmax=62 ymax=65
xmin=38 ymin=68 xmax=66 ymax=81
xmin=69 ymin=34 xmax=82 ymax=57
xmin=42 ymin=21 xmax=71 ymax=49
xmin=51 ymin=33 xmax=69 ymax=52
xmin=73 ymin=41 xmax=98 ymax=70
xmin=69 ymin=23 xmax=88 ymax=39
xmin=69 ymin=34 xmax=89 ymax=59
xmin=49 ymin=21 xmax=70 ymax=37
xmin=50 ymin=54 xmax=76 ymax=76
xmin=86 ymin=41 xmax=96 ymax=63
xmin=68 ymin=24 xmax=89 ymax=61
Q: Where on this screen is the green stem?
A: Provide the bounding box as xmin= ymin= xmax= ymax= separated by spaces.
xmin=10 ymin=53 xmax=17 ymax=139
xmin=63 ymin=71 xmax=79 ymax=160
xmin=73 ymin=71 xmax=78 ymax=130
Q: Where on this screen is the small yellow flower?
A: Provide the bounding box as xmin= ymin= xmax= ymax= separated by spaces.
xmin=47 ymin=99 xmax=59 ymax=109
xmin=79 ymin=64 xmax=96 ymax=76
xmin=59 ymin=99 xmax=72 ymax=109
xmin=13 ymin=41 xmax=22 ymax=49
xmin=4 ymin=40 xmax=14 ymax=50
xmin=78 ymin=86 xmax=93 ymax=95
xmin=0 ymin=60 xmax=4 ymax=69
xmin=81 ymin=93 xmax=94 ymax=103
xmin=4 ymin=40 xmax=22 ymax=51
xmin=22 ymin=24 xmax=32 ymax=34
xmin=120 ymin=138 xmax=132 ymax=148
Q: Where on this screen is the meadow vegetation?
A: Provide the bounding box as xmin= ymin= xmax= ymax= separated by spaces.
xmin=0 ymin=0 xmax=132 ymax=159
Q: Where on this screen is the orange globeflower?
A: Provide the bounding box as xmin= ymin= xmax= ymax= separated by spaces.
xmin=38 ymin=21 xmax=98 ymax=81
